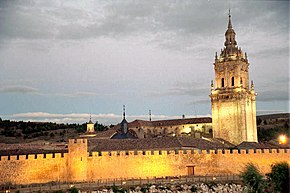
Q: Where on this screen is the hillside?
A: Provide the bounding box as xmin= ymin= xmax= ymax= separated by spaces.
xmin=256 ymin=113 xmax=289 ymax=142
xmin=0 ymin=119 xmax=107 ymax=144
xmin=0 ymin=113 xmax=288 ymax=144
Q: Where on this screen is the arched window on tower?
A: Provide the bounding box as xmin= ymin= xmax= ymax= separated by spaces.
xmin=221 ymin=78 xmax=225 ymax=87
xmin=232 ymin=77 xmax=234 ymax=86
xmin=240 ymin=78 xmax=243 ymax=86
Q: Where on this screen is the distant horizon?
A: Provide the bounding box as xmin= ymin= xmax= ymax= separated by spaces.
xmin=1 ymin=111 xmax=289 ymax=125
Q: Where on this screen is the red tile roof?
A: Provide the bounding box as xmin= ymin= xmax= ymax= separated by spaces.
xmin=112 ymin=117 xmax=212 ymax=130
xmin=93 ymin=129 xmax=117 ymax=139
xmin=88 ymin=136 xmax=230 ymax=152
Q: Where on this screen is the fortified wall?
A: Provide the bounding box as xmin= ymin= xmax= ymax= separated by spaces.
xmin=0 ymin=138 xmax=289 ymax=185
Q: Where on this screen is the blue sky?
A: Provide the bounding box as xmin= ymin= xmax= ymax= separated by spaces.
xmin=0 ymin=0 xmax=289 ymax=125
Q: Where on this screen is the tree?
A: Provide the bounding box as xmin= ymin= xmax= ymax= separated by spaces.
xmin=50 ymin=132 xmax=55 ymax=138
xmin=94 ymin=121 xmax=107 ymax=131
xmin=257 ymin=118 xmax=262 ymax=125
xmin=70 ymin=187 xmax=78 ymax=193
xmin=266 ymin=162 xmax=289 ymax=193
xmin=284 ymin=121 xmax=289 ymax=129
xmin=240 ymin=163 xmax=265 ymax=193
xmin=76 ymin=127 xmax=85 ymax=133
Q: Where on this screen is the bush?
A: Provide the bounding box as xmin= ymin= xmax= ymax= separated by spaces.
xmin=140 ymin=186 xmax=148 ymax=193
xmin=266 ymin=162 xmax=289 ymax=193
xmin=70 ymin=186 xmax=78 ymax=193
xmin=190 ymin=185 xmax=198 ymax=192
xmin=111 ymin=185 xmax=125 ymax=193
xmin=205 ymin=181 xmax=217 ymax=190
xmin=53 ymin=190 xmax=64 ymax=193
xmin=240 ymin=163 xmax=264 ymax=193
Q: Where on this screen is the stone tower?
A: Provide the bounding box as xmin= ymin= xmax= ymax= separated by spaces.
xmin=210 ymin=11 xmax=258 ymax=145
xmin=86 ymin=115 xmax=95 ymax=133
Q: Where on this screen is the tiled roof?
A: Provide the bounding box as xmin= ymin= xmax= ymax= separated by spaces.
xmin=236 ymin=142 xmax=280 ymax=149
xmin=111 ymin=130 xmax=138 ymax=139
xmin=113 ymin=117 xmax=212 ymax=130
xmin=88 ymin=136 xmax=229 ymax=152
xmin=0 ymin=143 xmax=67 ymax=156
xmin=88 ymin=137 xmax=181 ymax=151
xmin=177 ymin=137 xmax=229 ymax=149
xmin=93 ymin=129 xmax=117 ymax=139
xmin=210 ymin=138 xmax=235 ymax=148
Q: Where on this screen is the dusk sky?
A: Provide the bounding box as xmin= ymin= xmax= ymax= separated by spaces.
xmin=0 ymin=0 xmax=289 ymax=125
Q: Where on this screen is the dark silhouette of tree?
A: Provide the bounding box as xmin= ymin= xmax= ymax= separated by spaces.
xmin=50 ymin=132 xmax=55 ymax=138
xmin=266 ymin=162 xmax=289 ymax=193
xmin=284 ymin=121 xmax=289 ymax=129
xmin=256 ymin=118 xmax=262 ymax=125
xmin=94 ymin=121 xmax=107 ymax=131
xmin=240 ymin=163 xmax=265 ymax=193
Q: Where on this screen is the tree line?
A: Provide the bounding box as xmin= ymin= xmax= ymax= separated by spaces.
xmin=0 ymin=118 xmax=108 ymax=138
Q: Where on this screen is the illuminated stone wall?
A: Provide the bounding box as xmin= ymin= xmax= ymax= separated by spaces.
xmin=68 ymin=138 xmax=88 ymax=181
xmin=0 ymin=139 xmax=289 ymax=185
xmin=211 ymin=92 xmax=257 ymax=145
xmin=0 ymin=153 xmax=67 ymax=184
xmin=131 ymin=123 xmax=212 ymax=138
xmin=86 ymin=148 xmax=290 ymax=180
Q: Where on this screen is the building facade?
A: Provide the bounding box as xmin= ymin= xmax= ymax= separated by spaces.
xmin=128 ymin=117 xmax=212 ymax=138
xmin=210 ymin=11 xmax=258 ymax=145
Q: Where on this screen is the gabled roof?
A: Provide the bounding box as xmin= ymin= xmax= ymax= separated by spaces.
xmin=93 ymin=129 xmax=117 ymax=139
xmin=113 ymin=117 xmax=212 ymax=130
xmin=236 ymin=141 xmax=279 ymax=149
xmin=0 ymin=142 xmax=67 ymax=156
xmin=111 ymin=129 xmax=138 ymax=139
xmin=88 ymin=136 xmax=230 ymax=152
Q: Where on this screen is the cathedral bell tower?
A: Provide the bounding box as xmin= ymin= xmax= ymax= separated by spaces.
xmin=210 ymin=11 xmax=258 ymax=145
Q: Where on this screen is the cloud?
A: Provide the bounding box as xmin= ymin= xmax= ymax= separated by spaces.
xmin=50 ymin=91 xmax=99 ymax=98
xmin=145 ymin=81 xmax=209 ymax=97
xmin=0 ymin=1 xmax=288 ymax=117
xmin=4 ymin=112 xmax=210 ymax=125
xmin=1 ymin=1 xmax=288 ymax=50
xmin=257 ymin=109 xmax=286 ymax=113
xmin=257 ymin=78 xmax=289 ymax=102
xmin=0 ymin=84 xmax=99 ymax=98
xmin=0 ymin=85 xmax=38 ymax=93
xmin=258 ymin=90 xmax=289 ymax=102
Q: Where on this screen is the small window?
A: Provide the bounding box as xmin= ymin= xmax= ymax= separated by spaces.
xmin=240 ymin=78 xmax=243 ymax=85
xmin=221 ymin=78 xmax=225 ymax=87
xmin=232 ymin=77 xmax=234 ymax=86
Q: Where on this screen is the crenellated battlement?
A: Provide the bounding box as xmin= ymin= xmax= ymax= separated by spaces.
xmin=68 ymin=138 xmax=87 ymax=145
xmin=0 ymin=148 xmax=288 ymax=162
xmin=0 ymin=152 xmax=68 ymax=162
xmin=86 ymin=148 xmax=290 ymax=158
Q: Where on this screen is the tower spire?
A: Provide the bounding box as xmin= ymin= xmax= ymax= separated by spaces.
xmin=123 ymin=105 xmax=126 ymax=119
xmin=224 ymin=9 xmax=237 ymax=49
xmin=88 ymin=114 xmax=93 ymax=124
xmin=228 ymin=9 xmax=232 ymax=29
